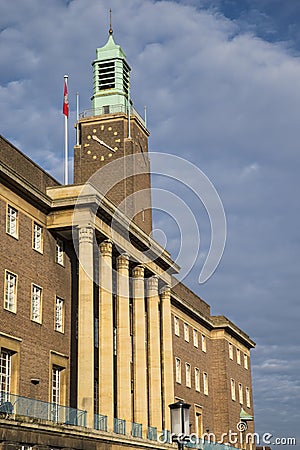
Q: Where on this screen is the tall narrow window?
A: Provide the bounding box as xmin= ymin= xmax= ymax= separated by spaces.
xmin=56 ymin=239 xmax=64 ymax=265
xmin=238 ymin=383 xmax=243 ymax=404
xmin=31 ymin=285 xmax=42 ymax=323
xmin=175 ymin=358 xmax=181 ymax=383
xmin=201 ymin=334 xmax=207 ymax=352
xmin=203 ymin=372 xmax=208 ymax=395
xmin=6 ymin=205 xmax=18 ymax=238
xmin=246 ymin=387 xmax=251 ymax=408
xmin=244 ymin=353 xmax=248 ymax=369
xmin=229 ymin=343 xmax=233 ymax=360
xmin=185 ymin=363 xmax=191 ymax=388
xmin=174 ymin=316 xmax=180 ymax=336
xmin=55 ymin=297 xmax=64 ymax=332
xmin=52 ymin=366 xmax=61 ymax=421
xmin=0 ymin=349 xmax=12 ymax=396
xmin=195 ymin=368 xmax=200 ymax=392
xmin=193 ymin=329 xmax=198 ymax=347
xmin=184 ymin=323 xmax=189 ymax=342
xmin=33 ymin=222 xmax=43 ymax=252
xmin=237 ymin=348 xmax=241 ymax=365
xmin=231 ymin=378 xmax=236 ymax=401
xmin=4 ymin=271 xmax=17 ymax=313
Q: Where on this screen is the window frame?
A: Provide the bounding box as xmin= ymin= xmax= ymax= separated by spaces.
xmin=203 ymin=372 xmax=208 ymax=395
xmin=31 ymin=284 xmax=42 ymax=323
xmin=4 ymin=270 xmax=18 ymax=313
xmin=32 ymin=221 xmax=43 ymax=253
xmin=231 ymin=378 xmax=236 ymax=401
xmin=0 ymin=349 xmax=12 ymax=396
xmin=193 ymin=329 xmax=198 ymax=348
xmin=237 ymin=348 xmax=241 ymax=365
xmin=6 ymin=205 xmax=18 ymax=239
xmin=55 ymin=296 xmax=64 ymax=333
xmin=246 ymin=387 xmax=251 ymax=408
xmin=201 ymin=334 xmax=207 ymax=353
xmin=185 ymin=363 xmax=191 ymax=388
xmin=238 ymin=383 xmax=243 ymax=404
xmin=184 ymin=323 xmax=189 ymax=342
xmin=244 ymin=353 xmax=248 ymax=370
xmin=195 ymin=367 xmax=200 ymax=392
xmin=229 ymin=342 xmax=233 ymax=360
xmin=175 ymin=357 xmax=181 ymax=384
xmin=56 ymin=239 xmax=64 ymax=266
xmin=174 ymin=316 xmax=180 ymax=336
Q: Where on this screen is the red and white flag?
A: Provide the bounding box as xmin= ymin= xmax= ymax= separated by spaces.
xmin=63 ymin=78 xmax=69 ymax=117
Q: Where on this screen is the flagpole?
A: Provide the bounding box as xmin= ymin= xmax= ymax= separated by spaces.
xmin=64 ymin=74 xmax=69 ymax=185
xmin=76 ymin=92 xmax=80 ymax=146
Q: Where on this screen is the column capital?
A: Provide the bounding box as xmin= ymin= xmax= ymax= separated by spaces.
xmin=116 ymin=253 xmax=129 ymax=270
xmin=79 ymin=226 xmax=94 ymax=244
xmin=146 ymin=275 xmax=159 ymax=295
xmin=132 ymin=265 xmax=145 ymax=279
xmin=160 ymin=285 xmax=171 ymax=299
xmin=99 ymin=239 xmax=113 ymax=256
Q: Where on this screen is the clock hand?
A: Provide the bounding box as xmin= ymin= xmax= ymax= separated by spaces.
xmin=92 ymin=135 xmax=116 ymax=152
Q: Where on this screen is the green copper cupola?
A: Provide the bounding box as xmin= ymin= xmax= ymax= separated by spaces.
xmin=91 ymin=29 xmax=131 ymax=115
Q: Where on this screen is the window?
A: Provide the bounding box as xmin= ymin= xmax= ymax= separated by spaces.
xmin=6 ymin=205 xmax=18 ymax=238
xmin=33 ymin=222 xmax=43 ymax=252
xmin=238 ymin=383 xmax=243 ymax=404
xmin=175 ymin=358 xmax=181 ymax=383
xmin=185 ymin=363 xmax=191 ymax=388
xmin=229 ymin=343 xmax=233 ymax=360
xmin=31 ymin=284 xmax=42 ymax=323
xmin=195 ymin=368 xmax=200 ymax=392
xmin=184 ymin=323 xmax=189 ymax=342
xmin=201 ymin=334 xmax=207 ymax=352
xmin=246 ymin=387 xmax=251 ymax=408
xmin=4 ymin=270 xmax=17 ymax=313
xmin=174 ymin=316 xmax=180 ymax=336
xmin=0 ymin=349 xmax=12 ymax=395
xmin=193 ymin=329 xmax=198 ymax=347
xmin=231 ymin=378 xmax=236 ymax=401
xmin=52 ymin=365 xmax=61 ymax=421
xmin=56 ymin=239 xmax=64 ymax=265
xmin=55 ymin=297 xmax=64 ymax=332
xmin=237 ymin=348 xmax=241 ymax=365
xmin=244 ymin=353 xmax=248 ymax=369
xmin=203 ymin=372 xmax=208 ymax=395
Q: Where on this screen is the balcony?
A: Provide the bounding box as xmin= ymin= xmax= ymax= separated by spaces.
xmin=79 ymin=104 xmax=146 ymax=128
xmin=0 ymin=392 xmax=86 ymax=427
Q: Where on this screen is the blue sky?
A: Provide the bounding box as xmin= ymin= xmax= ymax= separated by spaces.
xmin=0 ymin=0 xmax=299 ymax=446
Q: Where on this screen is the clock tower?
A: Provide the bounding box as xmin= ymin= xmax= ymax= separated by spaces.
xmin=74 ymin=27 xmax=152 ymax=234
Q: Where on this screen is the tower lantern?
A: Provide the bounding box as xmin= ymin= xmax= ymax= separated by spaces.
xmin=91 ymin=30 xmax=130 ymax=115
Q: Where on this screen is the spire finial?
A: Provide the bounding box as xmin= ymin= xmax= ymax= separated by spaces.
xmin=109 ymin=8 xmax=113 ymax=35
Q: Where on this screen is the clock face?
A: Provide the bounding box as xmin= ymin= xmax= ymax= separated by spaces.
xmin=84 ymin=124 xmax=120 ymax=161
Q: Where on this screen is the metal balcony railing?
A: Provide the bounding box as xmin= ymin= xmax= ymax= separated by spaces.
xmin=79 ymin=104 xmax=146 ymax=128
xmin=114 ymin=417 xmax=126 ymax=435
xmin=94 ymin=413 xmax=108 ymax=431
xmin=0 ymin=392 xmax=86 ymax=427
xmin=131 ymin=421 xmax=142 ymax=438
xmin=147 ymin=425 xmax=157 ymax=441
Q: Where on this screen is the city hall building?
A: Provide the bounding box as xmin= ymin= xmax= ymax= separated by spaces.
xmin=0 ymin=26 xmax=255 ymax=450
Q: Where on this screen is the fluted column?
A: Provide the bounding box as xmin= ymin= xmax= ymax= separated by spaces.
xmin=160 ymin=285 xmax=174 ymax=431
xmin=146 ymin=276 xmax=162 ymax=431
xmin=132 ymin=265 xmax=148 ymax=435
xmin=116 ymin=253 xmax=131 ymax=423
xmin=77 ymin=226 xmax=94 ymax=427
xmin=99 ymin=239 xmax=114 ymax=430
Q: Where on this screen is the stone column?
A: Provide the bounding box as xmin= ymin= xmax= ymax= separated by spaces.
xmin=99 ymin=239 xmax=114 ymax=430
xmin=132 ymin=265 xmax=148 ymax=435
xmin=160 ymin=285 xmax=174 ymax=431
xmin=77 ymin=226 xmax=94 ymax=427
xmin=146 ymin=276 xmax=162 ymax=431
xmin=116 ymin=253 xmax=132 ymax=423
